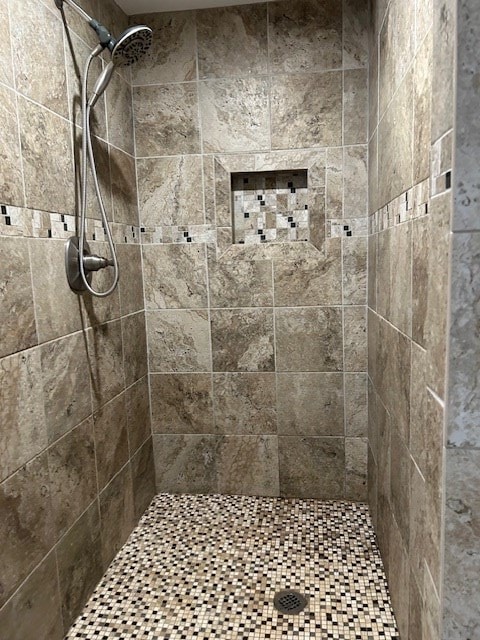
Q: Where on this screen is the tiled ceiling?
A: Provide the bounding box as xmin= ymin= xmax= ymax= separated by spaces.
xmin=115 ymin=0 xmax=266 ymax=15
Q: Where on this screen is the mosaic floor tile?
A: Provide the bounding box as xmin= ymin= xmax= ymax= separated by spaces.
xmin=66 ymin=494 xmax=399 ymax=640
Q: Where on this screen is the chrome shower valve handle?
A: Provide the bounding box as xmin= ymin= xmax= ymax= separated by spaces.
xmin=83 ymin=254 xmax=114 ymax=272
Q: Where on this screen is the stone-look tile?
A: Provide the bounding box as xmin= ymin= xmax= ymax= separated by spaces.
xmin=213 ymin=159 xmax=232 ymax=227
xmin=274 ymin=241 xmax=342 ymax=307
xmin=126 ymin=377 xmax=151 ymax=456
xmin=277 ymin=373 xmax=344 ymax=436
xmin=93 ymin=393 xmax=129 ymax=491
xmin=343 ymin=237 xmax=367 ymax=305
xmin=197 ymin=4 xmax=268 ymax=79
xmin=131 ymin=439 xmax=156 ymax=520
xmin=271 ymin=73 xmax=342 ymax=149
xmin=344 ymin=306 xmax=367 ymax=372
xmin=390 ymin=222 xmax=412 ymax=336
xmin=388 ymin=520 xmax=410 ymax=640
xmin=443 ymin=449 xmax=480 ymax=639
xmin=110 ymin=148 xmax=138 ymax=226
xmin=211 ymin=308 xmax=274 ymax=372
xmin=153 ymin=434 xmax=221 ymax=494
xmin=208 ymin=257 xmax=273 ymax=308
xmin=378 ymin=72 xmax=414 ymax=207
xmin=48 ymin=418 xmax=97 ymax=539
xmin=368 ymin=130 xmax=379 ymax=215
xmin=134 ymin=84 xmax=200 ymax=157
xmin=150 ymin=374 xmax=213 ymax=435
xmin=106 ymin=72 xmax=133 ymax=156
xmin=56 ymin=501 xmax=103 ymax=630
xmin=343 ymin=146 xmax=368 ymax=218
xmin=117 ymin=244 xmax=144 ymax=316
xmin=0 ymin=551 xmax=63 ymax=640
xmin=409 ymin=343 xmax=428 ymax=475
xmin=11 ymin=0 xmax=68 ymax=118
xmin=41 ymin=332 xmax=92 ymax=444
xmin=0 ymin=453 xmax=55 ymax=608
xmin=87 ymin=320 xmax=125 ymax=409
xmin=345 ymin=373 xmax=368 ymax=437
xmin=217 ymin=436 xmax=279 ymax=497
xmin=79 ymin=241 xmax=121 ymax=328
xmin=413 ymin=32 xmax=432 ymax=183
xmin=0 ymin=350 xmax=46 ymax=481
xmin=375 ymin=228 xmax=391 ymax=321
xmin=122 ymin=312 xmax=148 ymax=388
xmin=18 ymin=97 xmax=74 ymax=214
xmin=74 ymin=135 xmax=111 ymax=221
xmin=0 ymin=84 xmax=24 ymax=207
xmin=61 ymin=0 xmax=100 ymax=50
xmin=367 ymin=381 xmax=378 ymax=463
xmin=275 ymin=307 xmax=343 ymax=372
xmin=368 ymin=233 xmax=377 ymax=310
xmin=345 ymin=437 xmax=367 ymax=501
xmin=368 ymin=446 xmax=378 ymax=528
xmin=0 ymin=0 xmax=13 ymax=88
xmin=199 ymin=78 xmax=270 ymax=153
xmin=326 ymin=147 xmax=343 ymax=218
xmin=422 ymin=565 xmax=441 ymax=640
xmin=147 ymin=310 xmax=211 ymax=373
xmin=143 ymin=244 xmax=208 ymax=310
xmin=409 ymin=458 xmax=426 ymax=586
xmin=0 ymin=237 xmax=36 ymax=358
xmin=99 ymin=464 xmax=135 ymax=567
xmin=431 ymin=0 xmax=454 ymax=137
xmin=137 ymin=155 xmax=204 ymax=227
xmin=368 ymin=16 xmax=379 ymax=138
xmin=447 ymin=232 xmax=480 ymax=447
xmin=268 ymin=0 xmax=342 ymax=73
xmin=390 ymin=429 xmax=411 ymax=549
xmin=132 ymin=12 xmax=196 ymax=85
xmin=279 ymin=437 xmax=345 ymax=500
xmin=343 ymin=70 xmax=368 ymax=145
xmin=412 ymin=216 xmax=429 ymax=347
xmin=213 ymin=373 xmax=276 ymax=435
xmin=343 ymin=0 xmax=368 ymax=68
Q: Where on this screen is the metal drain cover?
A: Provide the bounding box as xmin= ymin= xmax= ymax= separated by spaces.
xmin=273 ymin=590 xmax=308 ymax=614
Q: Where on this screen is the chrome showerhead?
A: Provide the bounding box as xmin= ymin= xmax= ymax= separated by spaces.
xmin=111 ymin=25 xmax=153 ymax=67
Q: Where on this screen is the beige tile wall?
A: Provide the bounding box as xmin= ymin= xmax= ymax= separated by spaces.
xmin=131 ymin=0 xmax=370 ymax=501
xmin=368 ymin=0 xmax=455 ymax=637
xmin=0 ymin=1 xmax=155 ymax=637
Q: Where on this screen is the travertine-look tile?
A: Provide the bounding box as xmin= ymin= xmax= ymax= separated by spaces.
xmin=389 ymin=222 xmax=412 ymax=336
xmin=110 ymin=148 xmax=138 ymax=226
xmin=388 ymin=520 xmax=410 ymax=640
xmin=213 ymin=373 xmax=276 ymax=435
xmin=132 ymin=12 xmax=196 ymax=85
xmin=275 ymin=307 xmax=343 ymax=372
xmin=11 ymin=0 xmax=68 ymax=118
xmin=412 ymin=216 xmax=430 ymax=347
xmin=390 ymin=429 xmax=411 ymax=548
xmin=343 ymin=69 xmax=368 ymax=145
xmin=134 ymin=84 xmax=200 ymax=157
xmin=131 ymin=439 xmax=156 ymax=520
xmin=122 ymin=312 xmax=148 ymax=388
xmin=343 ymin=237 xmax=368 ymax=305
xmin=344 ymin=307 xmax=367 ymax=371
xmin=99 ymin=464 xmax=135 ymax=567
xmin=126 ymin=377 xmax=151 ymax=455
xmin=197 ymin=4 xmax=268 ymax=79
xmin=18 ymin=97 xmax=74 ymax=214
xmin=343 ymin=146 xmax=368 ymax=217
xmin=137 ymin=155 xmax=204 ymax=227
xmin=279 ymin=436 xmax=345 ymax=499
xmin=0 ymin=237 xmax=37 ymax=358
xmin=48 ymin=418 xmax=97 ymax=539
xmin=106 ymin=72 xmax=134 ymax=155
xmin=208 ymin=257 xmax=273 ymax=308
xmin=410 ymin=342 xmax=428 ymax=475
xmin=147 ymin=309 xmax=212 ymax=372
xmin=117 ymin=244 xmax=144 ymax=316
xmin=93 ymin=393 xmax=129 ymax=491
xmin=199 ymin=78 xmax=270 ymax=153
xmin=413 ymin=32 xmax=432 ymax=183
xmin=326 ymin=147 xmax=343 ymax=218
xmin=211 ymin=308 xmax=274 ymax=372
xmin=0 ymin=453 xmax=55 ymax=608
xmin=150 ymin=374 xmax=214 ymax=434
xmin=345 ymin=373 xmax=368 ymax=436
xmin=343 ymin=0 xmax=369 ymax=68
xmin=41 ymin=331 xmax=92 ymax=444
xmin=269 ymin=0 xmax=342 ymax=73
xmin=0 ymin=84 xmax=24 ymax=207
xmin=409 ymin=457 xmax=426 ymax=586
xmin=87 ymin=320 xmax=125 ymax=409
xmin=271 ymin=73 xmax=342 ymax=149
xmin=277 ymin=373 xmax=344 ymax=436
xmin=345 ymin=437 xmax=367 ymax=501
xmin=0 ymin=0 xmax=13 ymax=88
xmin=217 ymin=436 xmax=279 ymax=496
xmin=143 ymin=244 xmax=208 ymax=310
xmin=0 ymin=349 xmax=47 ymax=481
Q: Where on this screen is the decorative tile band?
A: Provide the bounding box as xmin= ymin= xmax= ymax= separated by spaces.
xmin=328 ymin=218 xmax=368 ymax=238
xmin=139 ymin=224 xmax=216 ymax=245
xmin=0 ymin=204 xmax=140 ymax=244
xmin=369 ymin=178 xmax=430 ymax=235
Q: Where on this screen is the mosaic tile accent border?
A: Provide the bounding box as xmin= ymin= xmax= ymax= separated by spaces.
xmin=140 ymin=224 xmax=216 ymax=245
xmin=0 ymin=204 xmax=140 ymax=244
xmin=368 ymin=178 xmax=430 ymax=235
xmin=66 ymin=494 xmax=399 ymax=640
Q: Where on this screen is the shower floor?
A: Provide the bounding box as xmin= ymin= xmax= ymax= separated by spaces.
xmin=66 ymin=494 xmax=399 ymax=639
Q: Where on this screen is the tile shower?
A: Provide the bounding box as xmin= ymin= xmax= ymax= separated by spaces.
xmin=0 ymin=0 xmax=478 ymax=639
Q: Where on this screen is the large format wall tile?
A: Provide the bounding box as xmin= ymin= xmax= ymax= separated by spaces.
xmin=343 ymin=0 xmax=368 ymax=68
xmin=121 ymin=312 xmax=148 ymax=388
xmin=343 ymin=70 xmax=368 ymax=145
xmin=208 ymin=257 xmax=273 ymax=308
xmin=87 ymin=320 xmax=125 ymax=409
xmin=110 ymin=148 xmax=138 ymax=226
xmin=197 ymin=4 xmax=268 ymax=79
xmin=126 ymin=377 xmax=151 ymax=455
xmin=217 ymin=436 xmax=279 ymax=496
xmin=131 ymin=439 xmax=156 ymax=520
xmin=117 ymin=244 xmax=144 ymax=317
xmin=0 ymin=84 xmax=24 ymax=207
xmin=106 ymin=73 xmax=134 ymax=156
xmin=345 ymin=437 xmax=367 ymax=501
xmin=93 ymin=393 xmax=129 ymax=491
xmin=0 ymin=0 xmax=13 ymax=88
xmin=99 ymin=464 xmax=134 ymax=567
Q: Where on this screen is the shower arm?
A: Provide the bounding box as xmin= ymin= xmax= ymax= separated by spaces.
xmin=55 ymin=0 xmax=114 ymax=49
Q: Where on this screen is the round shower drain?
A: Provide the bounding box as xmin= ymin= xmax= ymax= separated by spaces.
xmin=273 ymin=590 xmax=308 ymax=614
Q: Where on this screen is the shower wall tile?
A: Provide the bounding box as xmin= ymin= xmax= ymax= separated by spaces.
xmin=343 ymin=0 xmax=369 ymax=68
xmin=106 ymin=72 xmax=134 ymax=156
xmin=117 ymin=244 xmax=144 ymax=316
xmin=0 ymin=237 xmax=37 ymax=358
xmin=99 ymin=463 xmax=135 ymax=567
xmin=412 ymin=215 xmax=429 ymax=347
xmin=122 ymin=312 xmax=148 ymax=387
xmin=0 ymin=84 xmax=24 ymax=207
xmin=93 ymin=393 xmax=129 ymax=491
xmin=344 ymin=306 xmax=368 ymax=371
xmin=0 ymin=0 xmax=13 ymax=88
xmin=343 ymin=146 xmax=368 ymax=218
xmin=133 ymin=84 xmax=200 ymax=157
xmin=271 ymin=73 xmax=343 ymax=149
xmin=197 ymin=4 xmax=268 ymax=79
xmin=343 ymin=237 xmax=368 ymax=305
xmin=131 ymin=438 xmax=156 ymax=520
xmin=143 ymin=244 xmax=208 ymax=310
xmin=413 ymin=32 xmax=432 ymax=184
xmin=87 ymin=319 xmax=125 ymax=409
xmin=150 ymin=374 xmax=214 ymax=435
xmin=213 ymin=373 xmax=276 ymax=435
xmin=343 ymin=69 xmax=368 ymax=145
xmin=10 ymin=0 xmax=68 ymax=119
xmin=268 ymin=0 xmax=342 ymax=74
xmin=131 ymin=11 xmax=196 ymax=85
xmin=199 ymin=78 xmax=270 ymax=153
xmin=125 ymin=377 xmax=151 ymax=455
xmin=110 ymin=148 xmax=138 ymax=226
xmin=345 ymin=373 xmax=368 ymax=437
xmin=345 ymin=437 xmax=367 ymax=501
xmin=208 ymin=257 xmax=273 ymax=308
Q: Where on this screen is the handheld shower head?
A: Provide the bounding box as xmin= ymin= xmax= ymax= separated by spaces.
xmin=111 ymin=25 xmax=153 ymax=67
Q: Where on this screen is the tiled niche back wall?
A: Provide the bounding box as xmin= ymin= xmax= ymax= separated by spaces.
xmin=132 ymin=0 xmax=369 ymax=499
